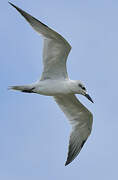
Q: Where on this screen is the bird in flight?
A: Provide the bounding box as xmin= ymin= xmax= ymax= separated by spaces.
xmin=9 ymin=2 xmax=93 ymax=166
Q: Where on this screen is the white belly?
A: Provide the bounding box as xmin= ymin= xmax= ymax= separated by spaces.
xmin=34 ymin=80 xmax=72 ymax=96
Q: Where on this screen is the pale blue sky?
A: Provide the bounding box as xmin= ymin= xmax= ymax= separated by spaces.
xmin=1 ymin=0 xmax=118 ymax=179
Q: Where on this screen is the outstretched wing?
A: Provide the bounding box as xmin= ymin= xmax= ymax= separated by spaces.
xmin=54 ymin=95 xmax=93 ymax=166
xmin=9 ymin=2 xmax=71 ymax=80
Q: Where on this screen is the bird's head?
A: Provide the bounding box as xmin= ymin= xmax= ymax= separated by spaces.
xmin=70 ymin=80 xmax=94 ymax=103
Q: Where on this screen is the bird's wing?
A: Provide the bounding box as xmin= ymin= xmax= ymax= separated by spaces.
xmin=54 ymin=95 xmax=93 ymax=166
xmin=9 ymin=2 xmax=71 ymax=80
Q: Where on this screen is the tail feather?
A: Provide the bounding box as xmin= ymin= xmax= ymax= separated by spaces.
xmin=8 ymin=85 xmax=35 ymax=93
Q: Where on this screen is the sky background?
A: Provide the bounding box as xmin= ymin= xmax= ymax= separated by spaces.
xmin=1 ymin=0 xmax=118 ymax=179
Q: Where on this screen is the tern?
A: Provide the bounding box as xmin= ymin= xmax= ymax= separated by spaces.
xmin=9 ymin=2 xmax=93 ymax=166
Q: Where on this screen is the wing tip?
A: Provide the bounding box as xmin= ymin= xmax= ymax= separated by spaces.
xmin=8 ymin=2 xmax=16 ymax=8
xmin=65 ymin=159 xmax=72 ymax=166
xmin=64 ymin=153 xmax=74 ymax=166
xmin=65 ymin=161 xmax=69 ymax=166
xmin=8 ymin=1 xmax=49 ymax=29
xmin=8 ymin=1 xmax=22 ymax=14
xmin=65 ymin=139 xmax=87 ymax=166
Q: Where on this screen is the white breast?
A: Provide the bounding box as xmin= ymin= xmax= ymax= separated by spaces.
xmin=34 ymin=80 xmax=72 ymax=96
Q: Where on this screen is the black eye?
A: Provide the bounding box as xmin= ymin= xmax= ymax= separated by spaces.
xmin=78 ymin=84 xmax=86 ymax=90
xmin=82 ymin=87 xmax=86 ymax=90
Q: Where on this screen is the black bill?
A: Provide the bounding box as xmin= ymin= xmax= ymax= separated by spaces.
xmin=85 ymin=94 xmax=94 ymax=103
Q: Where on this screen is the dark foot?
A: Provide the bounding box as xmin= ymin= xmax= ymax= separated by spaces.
xmin=22 ymin=87 xmax=35 ymax=93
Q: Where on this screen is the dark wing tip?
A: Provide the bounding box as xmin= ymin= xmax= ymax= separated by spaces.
xmin=8 ymin=1 xmax=49 ymax=29
xmin=9 ymin=2 xmax=26 ymax=14
xmin=65 ymin=153 xmax=74 ymax=166
xmin=65 ymin=139 xmax=87 ymax=166
xmin=8 ymin=2 xmax=17 ymax=9
xmin=8 ymin=2 xmax=25 ymax=16
xmin=65 ymin=161 xmax=70 ymax=166
xmin=65 ymin=158 xmax=72 ymax=166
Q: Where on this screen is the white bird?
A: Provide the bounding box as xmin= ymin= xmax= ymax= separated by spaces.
xmin=9 ymin=2 xmax=93 ymax=166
